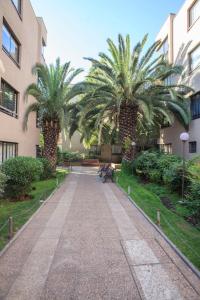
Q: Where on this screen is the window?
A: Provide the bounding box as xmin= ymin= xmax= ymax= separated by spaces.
xmin=36 ymin=145 xmax=42 ymax=158
xmin=2 ymin=21 xmax=20 ymax=64
xmin=191 ymin=92 xmax=200 ymax=119
xmin=189 ymin=141 xmax=197 ymax=153
xmin=160 ymin=37 xmax=169 ymax=60
xmin=11 ymin=0 xmax=21 ymax=14
xmin=189 ymin=44 xmax=200 ymax=72
xmin=160 ymin=143 xmax=172 ymax=154
xmin=90 ymin=145 xmax=101 ymax=155
xmin=188 ymin=0 xmax=200 ymax=27
xmin=42 ymin=39 xmax=46 ymax=57
xmin=0 ymin=80 xmax=18 ymax=117
xmin=112 ymin=145 xmax=122 ymax=155
xmin=0 ymin=141 xmax=18 ymax=164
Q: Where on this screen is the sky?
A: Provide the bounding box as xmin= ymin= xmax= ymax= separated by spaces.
xmin=31 ymin=0 xmax=185 ymax=81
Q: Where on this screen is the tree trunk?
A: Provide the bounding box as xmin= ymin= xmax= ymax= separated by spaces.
xmin=119 ymin=103 xmax=138 ymax=161
xmin=42 ymin=120 xmax=60 ymax=170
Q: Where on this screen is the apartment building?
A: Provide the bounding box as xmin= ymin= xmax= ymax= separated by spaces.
xmin=157 ymin=0 xmax=200 ymax=159
xmin=0 ymin=0 xmax=47 ymax=163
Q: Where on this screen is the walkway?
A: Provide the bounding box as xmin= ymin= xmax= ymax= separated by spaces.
xmin=0 ymin=167 xmax=200 ymax=300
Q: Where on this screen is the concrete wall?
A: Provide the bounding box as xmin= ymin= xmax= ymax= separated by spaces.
xmin=58 ymin=131 xmax=86 ymax=152
xmin=156 ymin=0 xmax=200 ymax=158
xmin=0 ymin=0 xmax=47 ymax=158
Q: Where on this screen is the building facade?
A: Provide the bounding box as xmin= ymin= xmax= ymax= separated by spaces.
xmin=0 ymin=0 xmax=47 ymax=163
xmin=157 ymin=0 xmax=200 ymax=159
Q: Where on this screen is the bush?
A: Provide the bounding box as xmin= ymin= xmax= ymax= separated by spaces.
xmin=121 ymin=160 xmax=134 ymax=175
xmin=62 ymin=151 xmax=84 ymax=162
xmin=0 ymin=171 xmax=7 ymax=197
xmin=134 ymin=151 xmax=160 ymax=179
xmin=185 ymin=180 xmax=200 ymax=221
xmin=38 ymin=158 xmax=53 ymax=179
xmin=1 ymin=157 xmax=43 ymax=199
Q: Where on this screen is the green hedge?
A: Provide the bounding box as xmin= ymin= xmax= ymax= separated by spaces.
xmin=0 ymin=171 xmax=7 ymax=197
xmin=37 ymin=158 xmax=54 ymax=179
xmin=1 ymin=157 xmax=43 ymax=199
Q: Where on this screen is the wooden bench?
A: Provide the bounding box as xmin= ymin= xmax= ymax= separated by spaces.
xmin=81 ymin=159 xmax=100 ymax=167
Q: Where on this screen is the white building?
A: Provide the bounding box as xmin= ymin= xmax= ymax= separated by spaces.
xmin=157 ymin=0 xmax=200 ymax=159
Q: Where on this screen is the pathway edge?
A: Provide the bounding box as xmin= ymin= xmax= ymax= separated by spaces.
xmin=0 ymin=177 xmax=67 ymax=259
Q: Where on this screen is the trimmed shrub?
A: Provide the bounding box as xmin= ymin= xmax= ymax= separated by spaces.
xmin=62 ymin=151 xmax=84 ymax=162
xmin=134 ymin=151 xmax=159 ymax=179
xmin=1 ymin=157 xmax=43 ymax=199
xmin=38 ymin=158 xmax=54 ymax=179
xmin=0 ymin=171 xmax=7 ymax=197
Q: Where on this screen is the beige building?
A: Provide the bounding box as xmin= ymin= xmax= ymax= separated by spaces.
xmin=157 ymin=0 xmax=200 ymax=159
xmin=0 ymin=0 xmax=47 ymax=163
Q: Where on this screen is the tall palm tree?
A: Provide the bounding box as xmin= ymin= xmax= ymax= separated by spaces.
xmin=83 ymin=34 xmax=191 ymax=161
xmin=23 ymin=58 xmax=83 ymax=169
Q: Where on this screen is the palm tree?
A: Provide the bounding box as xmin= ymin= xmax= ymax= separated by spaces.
xmin=23 ymin=58 xmax=83 ymax=169
xmin=83 ymin=34 xmax=191 ymax=161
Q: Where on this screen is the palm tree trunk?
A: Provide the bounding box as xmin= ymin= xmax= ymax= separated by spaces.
xmin=119 ymin=103 xmax=138 ymax=161
xmin=42 ymin=120 xmax=60 ymax=170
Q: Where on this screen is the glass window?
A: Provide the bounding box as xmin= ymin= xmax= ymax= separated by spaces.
xmin=112 ymin=145 xmax=122 ymax=155
xmin=160 ymin=143 xmax=172 ymax=154
xmin=1 ymin=80 xmax=18 ymax=117
xmin=11 ymin=0 xmax=21 ymax=14
xmin=189 ymin=44 xmax=200 ymax=72
xmin=189 ymin=141 xmax=197 ymax=153
xmin=160 ymin=37 xmax=169 ymax=60
xmin=0 ymin=142 xmax=17 ymax=164
xmin=2 ymin=22 xmax=20 ymax=63
xmin=189 ymin=0 xmax=200 ymax=27
xmin=191 ymin=92 xmax=200 ymax=119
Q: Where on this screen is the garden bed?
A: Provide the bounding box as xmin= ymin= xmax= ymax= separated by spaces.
xmin=116 ymin=171 xmax=200 ymax=270
xmin=0 ymin=169 xmax=68 ymax=251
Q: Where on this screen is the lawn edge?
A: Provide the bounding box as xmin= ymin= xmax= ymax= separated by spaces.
xmin=0 ymin=176 xmax=67 ymax=258
xmin=116 ymin=183 xmax=200 ymax=280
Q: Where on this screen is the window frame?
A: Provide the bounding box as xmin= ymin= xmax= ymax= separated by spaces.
xmin=189 ymin=141 xmax=197 ymax=153
xmin=0 ymin=79 xmax=18 ymax=118
xmin=0 ymin=141 xmax=18 ymax=164
xmin=159 ymin=36 xmax=169 ymax=61
xmin=2 ymin=19 xmax=21 ymax=67
xmin=11 ymin=0 xmax=22 ymax=18
xmin=188 ymin=42 xmax=200 ymax=73
xmin=190 ymin=91 xmax=200 ymax=120
xmin=188 ymin=0 xmax=200 ymax=30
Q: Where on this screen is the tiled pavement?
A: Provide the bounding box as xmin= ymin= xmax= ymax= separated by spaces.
xmin=0 ymin=167 xmax=199 ymax=300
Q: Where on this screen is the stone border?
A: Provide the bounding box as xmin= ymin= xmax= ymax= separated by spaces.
xmin=0 ymin=178 xmax=67 ymax=258
xmin=116 ymin=184 xmax=200 ymax=280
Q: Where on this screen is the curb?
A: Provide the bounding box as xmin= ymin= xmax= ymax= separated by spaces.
xmin=0 ymin=178 xmax=66 ymax=259
xmin=116 ymin=183 xmax=200 ymax=280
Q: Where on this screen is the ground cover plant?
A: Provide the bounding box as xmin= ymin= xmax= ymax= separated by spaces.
xmin=0 ymin=169 xmax=68 ymax=251
xmin=116 ymin=171 xmax=200 ymax=270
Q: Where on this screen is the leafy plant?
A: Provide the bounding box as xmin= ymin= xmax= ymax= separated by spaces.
xmin=38 ymin=158 xmax=54 ymax=179
xmin=0 ymin=171 xmax=7 ymax=197
xmin=185 ymin=180 xmax=200 ymax=222
xmin=1 ymin=157 xmax=43 ymax=199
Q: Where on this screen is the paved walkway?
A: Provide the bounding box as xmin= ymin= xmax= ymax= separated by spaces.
xmin=0 ymin=167 xmax=200 ymax=300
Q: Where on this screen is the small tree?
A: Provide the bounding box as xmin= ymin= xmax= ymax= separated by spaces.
xmin=23 ymin=58 xmax=83 ymax=170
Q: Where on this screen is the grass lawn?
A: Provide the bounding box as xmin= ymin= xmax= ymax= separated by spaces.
xmin=0 ymin=168 xmax=68 ymax=251
xmin=116 ymin=171 xmax=200 ymax=270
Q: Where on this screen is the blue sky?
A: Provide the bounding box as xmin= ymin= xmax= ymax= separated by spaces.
xmin=31 ymin=0 xmax=185 ymax=80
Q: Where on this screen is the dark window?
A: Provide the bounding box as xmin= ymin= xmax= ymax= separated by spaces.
xmin=189 ymin=141 xmax=197 ymax=153
xmin=2 ymin=21 xmax=20 ymax=64
xmin=36 ymin=145 xmax=42 ymax=158
xmin=0 ymin=80 xmax=18 ymax=117
xmin=189 ymin=44 xmax=200 ymax=72
xmin=189 ymin=0 xmax=200 ymax=27
xmin=160 ymin=37 xmax=169 ymax=60
xmin=160 ymin=143 xmax=172 ymax=154
xmin=11 ymin=0 xmax=21 ymax=14
xmin=191 ymin=92 xmax=200 ymax=119
xmin=0 ymin=141 xmax=18 ymax=164
xmin=90 ymin=145 xmax=101 ymax=155
xmin=112 ymin=145 xmax=122 ymax=155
